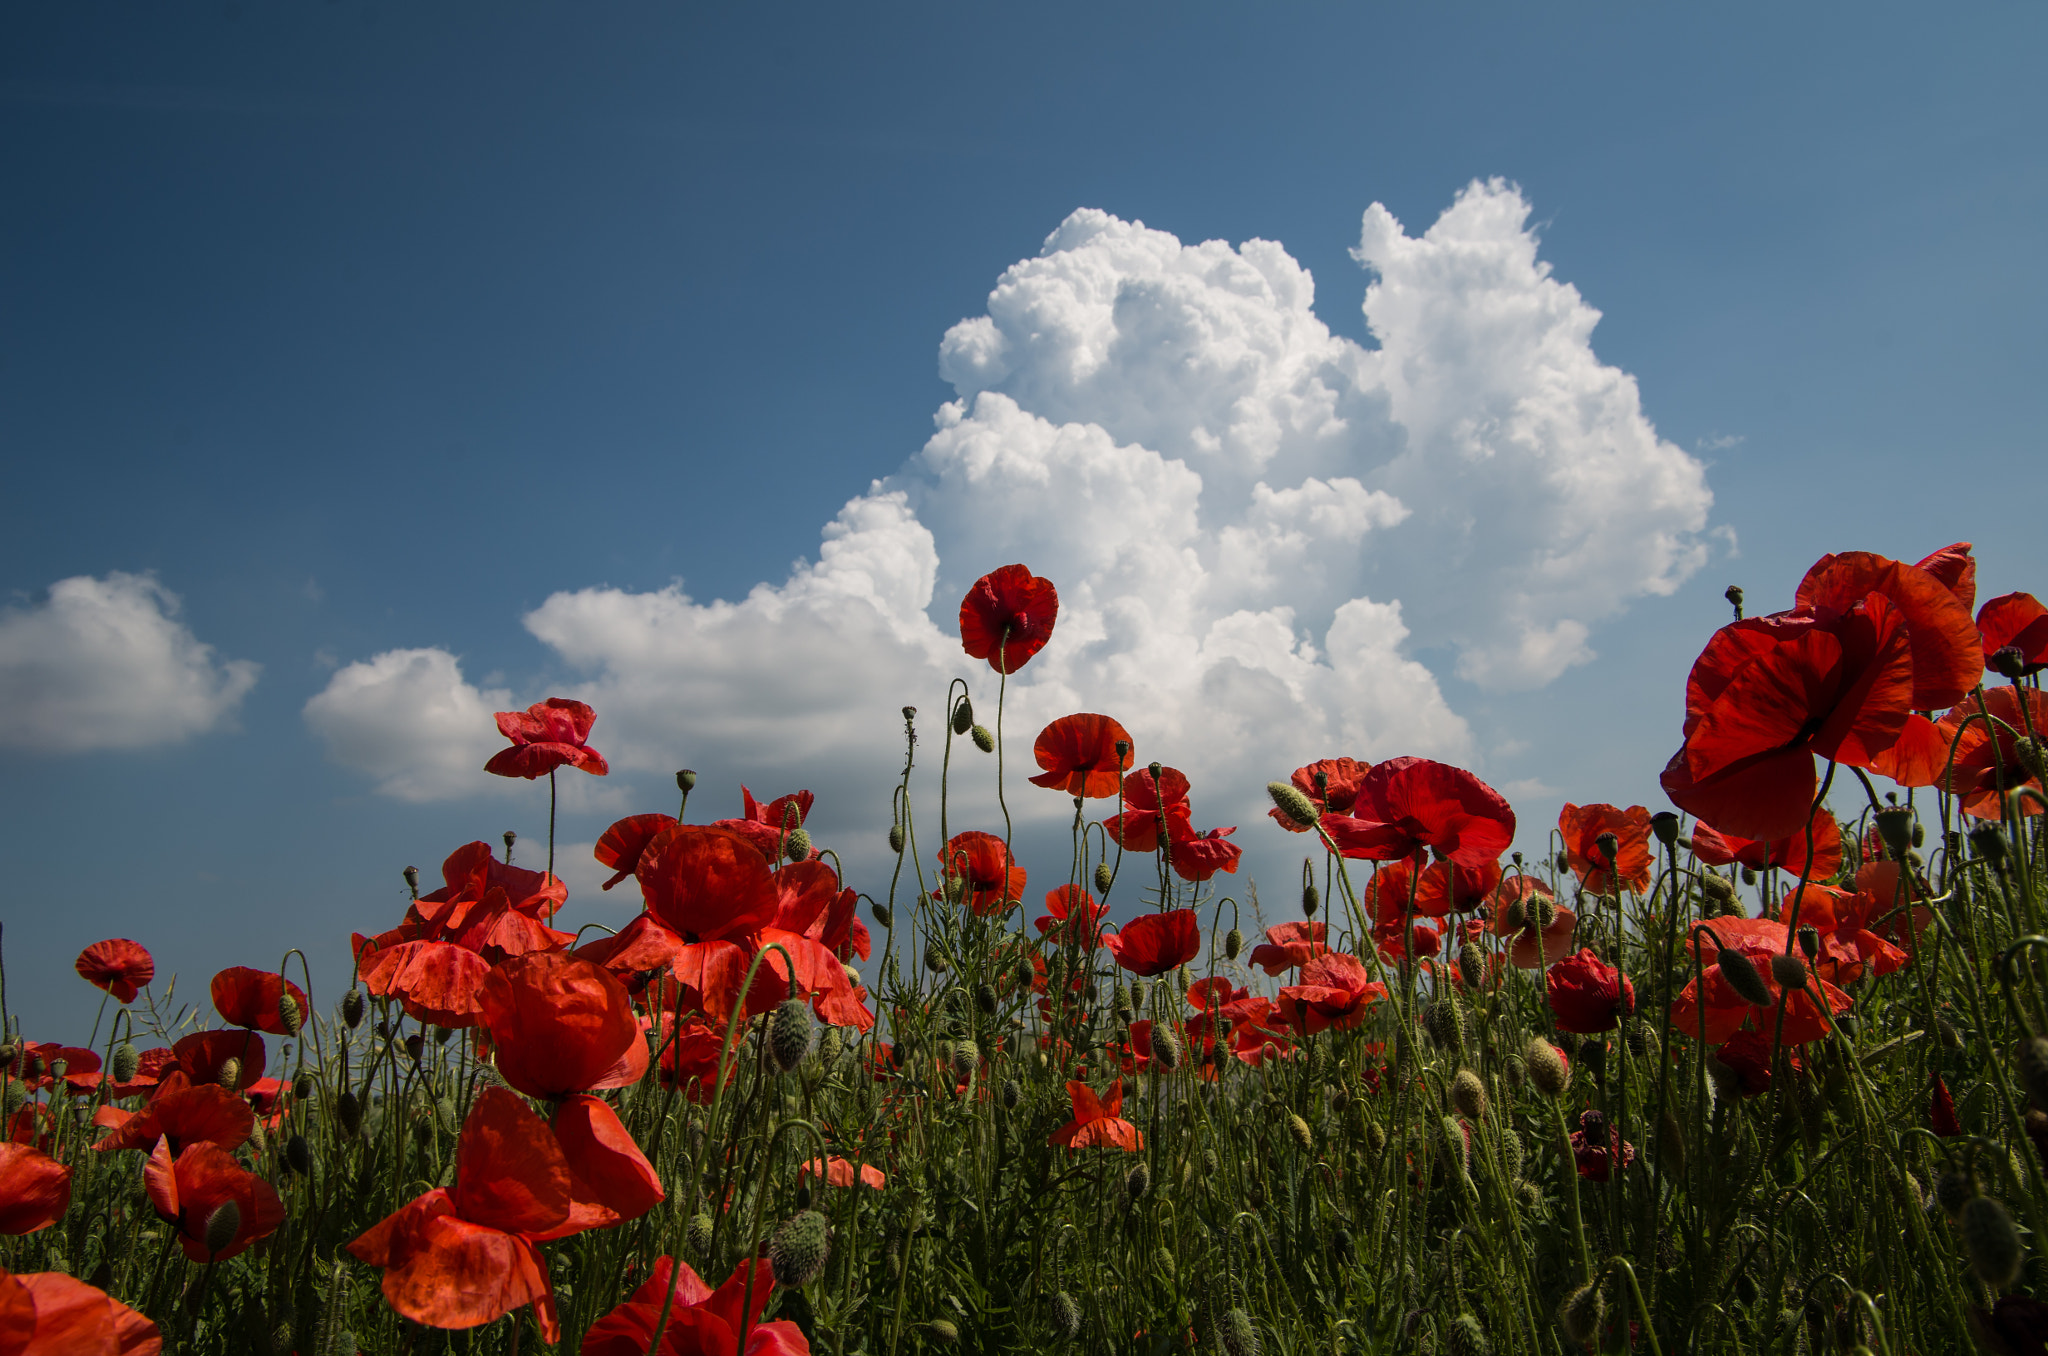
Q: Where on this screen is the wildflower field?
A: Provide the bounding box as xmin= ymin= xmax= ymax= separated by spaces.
xmin=9 ymin=544 xmax=2048 ymax=1355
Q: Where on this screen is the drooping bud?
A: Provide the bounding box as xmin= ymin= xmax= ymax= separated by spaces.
xmin=1770 ymin=953 xmax=1810 ymax=991
xmin=924 ymin=1320 xmax=960 ymax=1346
xmin=974 ymin=982 xmax=998 ymax=1017
xmin=1125 ymin=1160 xmax=1150 ymax=1199
xmin=1557 ymin=1283 xmax=1605 ymax=1345
xmin=952 ymin=697 xmax=975 ymax=735
xmin=1960 ymin=1195 xmax=2026 ymax=1288
xmin=1093 ymin=861 xmax=1114 ymax=894
xmin=1524 ymin=1038 xmax=1570 ymax=1098
xmin=1113 ymin=983 xmax=1134 ymax=1025
xmin=340 ymin=989 xmax=366 ymax=1029
xmin=1716 ymin=945 xmax=1773 ymax=1007
xmin=971 ymin=725 xmax=995 ymax=753
xmin=1000 ymin=1079 xmax=1021 ymax=1110
xmin=872 ymin=902 xmax=894 ymax=931
xmin=110 ymin=1043 xmax=140 ymax=1085
xmin=1288 ymin=1112 xmax=1314 ymax=1153
xmin=1267 ymin=782 xmax=1320 ymax=828
xmin=1458 ymin=944 xmax=1484 ymax=988
xmin=335 ymin=1090 xmax=363 ymax=1137
xmin=950 ymin=1040 xmax=979 ymax=1082
xmin=1451 ymin=1069 xmax=1486 ymax=1121
xmin=1224 ymin=928 xmax=1243 ymax=961
xmin=277 ymin=991 xmax=304 ymax=1037
xmin=286 ymin=1133 xmax=312 ymax=1176
xmin=1445 ymin=1313 xmax=1492 ymax=1356
xmin=218 ymin=1057 xmax=243 ymax=1092
xmin=769 ymin=999 xmax=814 ymax=1074
xmin=769 ymin=1209 xmax=831 ymax=1288
xmin=1219 ymin=1308 xmax=1260 ymax=1356
xmin=1933 ymin=1170 xmax=1976 ymax=1219
xmin=203 ymin=1199 xmax=242 ymax=1257
xmin=686 ymin=1212 xmax=715 ymax=1257
xmin=924 ymin=944 xmax=950 ymax=975
xmin=777 ymin=828 xmax=810 ymax=863
xmin=1151 ymin=1024 xmax=1182 ymax=1072
xmin=1049 ymin=1291 xmax=1081 ymax=1341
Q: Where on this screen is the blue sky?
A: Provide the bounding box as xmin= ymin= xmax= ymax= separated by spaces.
xmin=4 ymin=3 xmax=2043 ymax=1034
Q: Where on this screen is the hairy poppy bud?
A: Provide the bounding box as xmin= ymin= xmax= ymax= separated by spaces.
xmin=286 ymin=1133 xmax=312 ymax=1176
xmin=1650 ymin=811 xmax=1680 ymax=847
xmin=1288 ymin=1112 xmax=1313 ymax=1152
xmin=218 ymin=1057 xmax=242 ymax=1092
xmin=1113 ymin=983 xmax=1134 ymax=1025
xmin=1724 ymin=584 xmax=1744 ymax=618
xmin=2016 ymin=1037 xmax=2048 ymax=1111
xmin=770 ymin=999 xmax=814 ymax=1073
xmin=1093 ymin=861 xmax=1114 ymax=894
xmin=1425 ymin=998 xmax=1461 ymax=1051
xmin=402 ymin=864 xmax=420 ymax=897
xmin=1301 ymin=881 xmax=1320 ymax=918
xmin=203 ymin=1199 xmax=242 ymax=1257
xmin=1224 ymin=927 xmax=1244 ymax=961
xmin=1657 ymin=1108 xmax=1686 ymax=1177
xmin=1770 ymin=953 xmax=1809 ymax=991
xmin=1532 ymin=897 xmax=1558 ymax=932
xmin=887 ymin=825 xmax=907 ymax=857
xmin=965 ymin=722 xmax=995 ymax=755
xmin=340 ymin=989 xmax=366 ymax=1029
xmin=951 ymin=697 xmax=974 ymax=735
xmin=1458 ymin=943 xmax=1484 ymax=988
xmin=293 ymin=1071 xmax=316 ymax=1102
xmin=1267 ymin=782 xmax=1320 ymax=828
xmin=1971 ymin=823 xmax=2010 ymax=868
xmin=1525 ymin=1038 xmax=1570 ymax=1098
xmin=1219 ymin=1308 xmax=1260 ymax=1356
xmin=1933 ymin=1170 xmax=1975 ymax=1219
xmin=1451 ymin=1069 xmax=1486 ymax=1121
xmin=924 ymin=944 xmax=950 ymax=975
xmin=404 ymin=1033 xmax=426 ymax=1063
xmin=950 ymin=1040 xmax=979 ymax=1081
xmin=277 ymin=991 xmax=303 ymax=1037
xmin=1446 ymin=1313 xmax=1491 ymax=1356
xmin=973 ymin=982 xmax=997 ymax=1018
xmin=1126 ymin=1160 xmax=1150 ymax=1199
xmin=110 ymin=1042 xmax=140 ymax=1085
xmin=1557 ymin=1283 xmax=1605 ymax=1345
xmin=1049 ymin=1291 xmax=1081 ymax=1341
xmin=686 ymin=1212 xmax=715 ymax=1257
xmin=1152 ymin=1024 xmax=1183 ymax=1072
xmin=2016 ymin=737 xmax=2048 ymax=784
xmin=1961 ymin=1195 xmax=2025 ymax=1288
xmin=775 ymin=828 xmax=808 ymax=863
xmin=1202 ymin=1147 xmax=1219 ymax=1176
xmin=1001 ymin=1078 xmax=1021 ymax=1110
xmin=1936 ymin=1014 xmax=1962 ymax=1050
xmin=769 ymin=1209 xmax=831 ymax=1288
xmin=336 ymin=1090 xmax=362 ymax=1137
xmin=923 ymin=1320 xmax=960 ymax=1345
xmin=872 ymin=902 xmax=894 ymax=930
xmin=1716 ymin=945 xmax=1773 ymax=1007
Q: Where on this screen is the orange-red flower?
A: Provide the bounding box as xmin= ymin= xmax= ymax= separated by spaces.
xmin=479 ymin=953 xmax=650 ymax=1100
xmin=653 ymin=1013 xmax=739 ymax=1102
xmin=73 ymin=940 xmax=153 ymax=1004
xmin=637 ymin=826 xmax=782 ymax=943
xmin=1795 ymin=551 xmax=1983 ymax=711
xmin=3 ymin=1043 xmax=101 ymax=1096
xmin=1170 ymin=826 xmax=1241 ymax=882
xmin=1034 ymin=885 xmax=1107 ymax=947
xmin=1102 ymin=910 xmax=1201 ymax=977
xmin=1689 ymin=808 xmax=1843 ymax=880
xmin=581 ymin=1257 xmax=807 ymax=1356
xmin=1709 ymin=1029 xmax=1796 ymax=1098
xmin=208 ymin=967 xmax=311 ymax=1035
xmin=485 ymin=697 xmax=609 ymax=780
xmin=1569 ymin=1109 xmax=1634 ymax=1183
xmin=1914 ymin=542 xmax=1977 ymax=610
xmin=594 ymin=813 xmax=679 ymax=890
xmin=801 ymin=1156 xmax=886 ymax=1190
xmin=0 ymin=1145 xmax=70 ymax=1235
xmin=1276 ymin=952 xmax=1388 ymax=1034
xmin=1102 ymin=766 xmax=1191 ymax=852
xmin=0 ymin=1268 xmax=161 ymax=1355
xmin=1029 ymin=714 xmax=1134 ymax=798
xmin=1485 ymin=875 xmax=1576 ymax=968
xmin=1557 ymin=804 xmax=1654 ymax=895
xmin=167 ymin=1029 xmax=265 ymax=1091
xmin=1936 ymin=686 xmax=2048 ymax=819
xmin=1319 ymin=757 xmax=1515 ymax=868
xmin=143 ymin=1136 xmax=284 ymax=1262
xmin=1368 ymin=855 xmax=1502 ymax=921
xmin=1671 ymin=916 xmax=1851 ymax=1045
xmin=935 ymin=831 xmax=1027 ymax=916
xmin=1048 ymin=1080 xmax=1142 ymax=1151
xmin=356 ymin=942 xmax=493 ymax=1029
xmin=552 ymin=1094 xmax=664 ymax=1221
xmin=1546 ymin=949 xmax=1634 ymax=1034
xmin=93 ymin=1082 xmax=254 ymax=1156
xmin=1267 ymin=758 xmax=1372 ymax=833
xmin=959 ymin=564 xmax=1058 ymax=675
xmin=1247 ymin=921 xmax=1327 ymax=976
xmin=712 ymin=788 xmax=817 ymax=861
xmin=1979 ymin=592 xmax=2048 ymax=677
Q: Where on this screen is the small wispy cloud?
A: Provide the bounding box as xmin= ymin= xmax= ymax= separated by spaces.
xmin=1696 ymin=433 xmax=1745 ymax=451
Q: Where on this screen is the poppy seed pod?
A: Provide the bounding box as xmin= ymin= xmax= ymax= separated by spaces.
xmin=278 ymin=991 xmax=303 ymax=1037
xmin=1797 ymin=926 xmax=1820 ymax=961
xmin=770 ymin=999 xmax=814 ymax=1074
xmin=1770 ymin=953 xmax=1810 ymax=991
xmin=1220 ymin=1308 xmax=1260 ymax=1356
xmin=784 ymin=828 xmax=813 ymax=863
xmin=1961 ymin=1195 xmax=2026 ymax=1288
xmin=1525 ymin=1037 xmax=1571 ymax=1098
xmin=402 ymin=864 xmax=420 ymax=896
xmin=1451 ymin=1069 xmax=1486 ymax=1121
xmin=1446 ymin=1313 xmax=1491 ymax=1356
xmin=769 ymin=1209 xmax=832 ymax=1288
xmin=1971 ymin=823 xmax=2010 ymax=868
xmin=110 ymin=1042 xmax=140 ymax=1085
xmin=1992 ymin=645 xmax=2031 ymax=680
xmin=1558 ymin=1283 xmax=1605 ymax=1345
xmin=1594 ymin=831 xmax=1621 ymax=869
xmin=686 ymin=1212 xmax=715 ymax=1257
xmin=404 ymin=1033 xmax=426 ymax=1063
xmin=502 ymin=829 xmax=517 ymax=858
xmin=1267 ymin=782 xmax=1320 ymax=828
xmin=952 ymin=697 xmax=975 ymax=735
xmin=971 ymin=724 xmax=995 ymax=753
xmin=1049 ymin=1290 xmax=1081 ymax=1341
xmin=1093 ymin=861 xmax=1114 ymax=894
xmin=1126 ymin=1160 xmax=1150 ymax=1199
xmin=1724 ymin=583 xmax=1745 ymax=617
xmin=676 ymin=768 xmax=698 ymax=793
xmin=2018 ymin=737 xmax=2048 ymax=784
xmin=203 ymin=1199 xmax=242 ymax=1258
xmin=1650 ymin=811 xmax=1680 ymax=847
xmin=1716 ymin=945 xmax=1773 ymax=1007
xmin=1874 ymin=806 xmax=1915 ymax=859
xmin=340 ymin=989 xmax=366 ymax=1029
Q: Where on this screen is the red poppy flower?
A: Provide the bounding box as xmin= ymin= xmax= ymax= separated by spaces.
xmin=594 ymin=813 xmax=680 ymax=890
xmin=1048 ymin=1079 xmax=1142 ymax=1151
xmin=1170 ymin=826 xmax=1241 ymax=882
xmin=1267 ymin=758 xmax=1372 ymax=834
xmin=1034 ymin=885 xmax=1108 ymax=947
xmin=1247 ymin=921 xmax=1327 ymax=976
xmin=1029 ymin=714 xmax=1135 ymax=798
xmin=708 ymin=788 xmax=818 ymax=861
xmin=1689 ymin=808 xmax=1842 ymax=881
xmin=1670 ymin=916 xmax=1852 ymax=1045
xmin=3 ymin=1044 xmax=101 ymax=1096
xmin=418 ymin=840 xmax=569 ymax=925
xmin=1102 ymin=766 xmax=1192 ymax=852
xmin=142 ymin=1136 xmax=285 ymax=1262
xmin=73 ymin=940 xmax=153 ymax=1005
xmin=170 ymin=1029 xmax=266 ymax=1091
xmin=208 ymin=967 xmax=311 ymax=1036
xmin=1936 ymin=686 xmax=2048 ymax=819
xmin=935 ymin=831 xmax=1027 ymax=916
xmin=1795 ymin=550 xmax=1982 ymax=710
xmin=0 ymin=1268 xmax=162 ymax=1355
xmin=1102 ymin=910 xmax=1201 ymax=977
xmin=1846 ymin=860 xmax=1934 ymax=958
xmin=348 ymin=1088 xmax=592 ymax=1343
xmin=479 ymin=953 xmax=650 ymax=1100
xmin=581 ymin=1257 xmax=806 ymax=1356
xmin=1569 ymin=1110 xmax=1634 ymax=1183
xmin=654 ymin=1013 xmax=739 ymax=1103
xmin=959 ymin=564 xmax=1058 ymax=674
xmin=1545 ymin=949 xmax=1634 ymax=1034
xmin=1369 ymin=855 xmax=1502 ymax=922
xmin=1979 ymin=592 xmax=2048 ymax=677
xmin=1932 ymin=1074 xmax=1963 ymax=1138
xmin=1319 ymin=757 xmax=1516 ymax=868
xmin=801 ymin=1156 xmax=886 ymax=1190
xmin=1777 ymin=881 xmax=1909 ymax=984
xmin=552 ymin=1095 xmax=664 ymax=1222
xmin=1373 ymin=916 xmax=1443 ymax=964
xmin=356 ymin=941 xmax=494 ymax=1029
xmin=94 ymin=1082 xmax=254 ymax=1156
xmin=1557 ymin=804 xmax=1654 ymax=895
xmin=1485 ymin=876 xmax=1575 ymax=968
xmin=485 ymin=697 xmax=609 ymax=780
xmin=1276 ymin=952 xmax=1388 ymax=1034
xmin=1708 ymin=1029 xmax=1796 ymax=1098
xmin=637 ymin=826 xmax=782 ymax=942
xmin=0 ymin=1145 xmax=70 ymax=1235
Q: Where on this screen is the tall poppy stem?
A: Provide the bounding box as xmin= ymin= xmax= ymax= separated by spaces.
xmin=547 ymin=767 xmax=557 ymax=886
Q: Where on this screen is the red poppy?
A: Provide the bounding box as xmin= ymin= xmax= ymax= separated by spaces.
xmin=1936 ymin=686 xmax=2048 ymax=818
xmin=1102 ymin=910 xmax=1201 ymax=977
xmin=1569 ymin=1109 xmax=1634 ymax=1183
xmin=348 ymin=1088 xmax=593 ymax=1342
xmin=3 ymin=1044 xmax=101 ymax=1096
xmin=1709 ymin=1029 xmax=1796 ymax=1098
xmin=594 ymin=813 xmax=679 ymax=890
xmin=1932 ymin=1074 xmax=1963 ymax=1138
xmin=1979 ymin=592 xmax=2048 ymax=677
xmin=1170 ymin=826 xmax=1242 ymax=882
xmin=1777 ymin=882 xmax=1908 ymax=985
xmin=1048 ymin=1080 xmax=1142 ymax=1151
xmin=100 ymin=1047 xmax=172 ymax=1100
xmin=479 ymin=953 xmax=650 ymax=1100
xmin=1485 ymin=876 xmax=1576 ymax=968
xmin=1670 ymin=916 xmax=1852 ymax=1045
xmin=1319 ymin=757 xmax=1515 ymax=868
xmin=653 ymin=1013 xmax=739 ymax=1102
xmin=1034 ymin=885 xmax=1108 ymax=947
xmin=637 ymin=826 xmax=782 ymax=942
xmin=1102 ymin=766 xmax=1192 ymax=852
xmin=1545 ymin=949 xmax=1634 ymax=1034
xmin=1029 ymin=714 xmax=1135 ymax=798
xmin=73 ymin=940 xmax=153 ymax=1005
xmin=0 ymin=1145 xmax=70 ymax=1235
xmin=1277 ymin=952 xmax=1388 ymax=1034
xmin=208 ymin=967 xmax=311 ymax=1036
xmin=552 ymin=1095 xmax=664 ymax=1222
xmin=93 ymin=1082 xmax=254 ymax=1156
xmin=1373 ymin=916 xmax=1443 ymax=965
xmin=1267 ymin=758 xmax=1372 ymax=833
xmin=710 ymin=788 xmax=817 ymax=861
xmin=1913 ymin=542 xmax=1976 ymax=611
xmin=581 ymin=1257 xmax=806 ymax=1356
xmin=1369 ymin=855 xmax=1502 ymax=922
xmin=1689 ymin=808 xmax=1843 ymax=881
xmin=172 ymin=1030 xmax=267 ymax=1091
xmin=1557 ymin=804 xmax=1654 ymax=895
xmin=485 ymin=697 xmax=609 ymax=780
xmin=959 ymin=564 xmax=1058 ymax=674
xmin=1846 ymin=859 xmax=1935 ymax=957
xmin=417 ymin=840 xmax=570 ymax=925
xmin=801 ymin=1156 xmax=886 ymax=1190
xmin=1247 ymin=921 xmax=1327 ymax=976
xmin=0 ymin=1268 xmax=161 ymax=1355
xmin=142 ymin=1136 xmax=285 ymax=1262
xmin=935 ymin=831 xmax=1027 ymax=916
xmin=356 ymin=941 xmax=494 ymax=1029
xmin=1795 ymin=550 xmax=1982 ymax=710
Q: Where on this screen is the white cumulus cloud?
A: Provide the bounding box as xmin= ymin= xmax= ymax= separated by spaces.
xmin=303 ymin=647 xmax=515 ymax=802
xmin=0 ymin=573 xmax=259 ymax=755
xmin=309 ymin=180 xmax=1717 ymax=863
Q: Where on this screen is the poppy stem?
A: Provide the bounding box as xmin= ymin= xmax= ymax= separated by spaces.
xmin=547 ymin=767 xmax=558 ymax=888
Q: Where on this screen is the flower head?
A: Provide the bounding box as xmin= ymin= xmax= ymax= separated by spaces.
xmin=1102 ymin=766 xmax=1191 ymax=852
xmin=485 ymin=697 xmax=609 ymax=780
xmin=209 ymin=968 xmax=312 ymax=1036
xmin=1048 ymin=1080 xmax=1142 ymax=1151
xmin=1267 ymin=758 xmax=1372 ymax=833
xmin=958 ymin=565 xmax=1058 ymax=674
xmin=143 ymin=1137 xmax=286 ymax=1262
xmin=1978 ymin=592 xmax=2048 ymax=677
xmin=74 ymin=940 xmax=153 ymax=1004
xmin=1320 ymin=757 xmax=1515 ymax=868
xmin=1028 ymin=714 xmax=1134 ymax=798
xmin=1102 ymin=910 xmax=1201 ymax=977
xmin=581 ymin=1257 xmax=806 ymax=1356
xmin=479 ymin=953 xmax=649 ymax=1100
xmin=1688 ymin=808 xmax=1842 ymax=880
xmin=1558 ymin=804 xmax=1654 ymax=895
xmin=1546 ymin=949 xmax=1634 ymax=1034
xmin=935 ymin=831 xmax=1027 ymax=916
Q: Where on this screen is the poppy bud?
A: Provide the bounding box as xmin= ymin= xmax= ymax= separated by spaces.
xmin=1716 ymin=945 xmax=1773 ymax=1007
xmin=1267 ymin=782 xmax=1320 ymax=827
xmin=686 ymin=1212 xmax=715 ymax=1256
xmin=1329 ymin=1225 xmax=1353 ymax=1262
xmin=336 ymin=1089 xmax=363 ymax=1137
xmin=1625 ymin=1017 xmax=1655 ymax=1060
xmin=1224 ymin=927 xmax=1244 ymax=961
xmin=1 ymin=1083 xmax=23 ymax=1117
xmin=1113 ymin=982 xmax=1134 ymax=1024
xmin=1739 ymin=865 xmax=1757 ymax=887
xmin=967 ymin=982 xmax=994 ymax=1018
xmin=951 ymin=697 xmax=974 ymax=735
xmin=1451 ymin=1069 xmax=1486 ymax=1121
xmin=2015 ymin=1036 xmax=2048 ymax=1110
xmin=1001 ymin=1078 xmax=1021 ymax=1110
xmin=1557 ymin=1282 xmax=1605 ymax=1345
xmin=1446 ymin=1313 xmax=1491 ymax=1356
xmin=340 ymin=989 xmax=366 ymax=1029
xmin=769 ymin=1209 xmax=831 ymax=1288
xmin=1287 ymin=1112 xmax=1313 ymax=1152
xmin=784 ymin=828 xmax=812 ymax=862
xmin=1503 ymin=898 xmax=1528 ymax=931
xmin=218 ymin=1057 xmax=242 ymax=1091
xmin=770 ymin=999 xmax=814 ymax=1073
xmin=402 ymin=864 xmax=420 ymax=897
xmin=0 ymin=1044 xmax=13 ymax=1067
xmin=1936 ymin=1014 xmax=1962 ymax=1049
xmin=404 ymin=1033 xmax=426 ymax=1063
xmin=924 ymin=944 xmax=950 ymax=975
xmin=1202 ymin=1147 xmax=1219 ymax=1176
xmin=970 ymin=725 xmax=994 ymax=753
xmin=1770 ymin=953 xmax=1809 ymax=991
xmin=110 ymin=1042 xmax=140 ymax=1085
xmin=1650 ymin=811 xmax=1680 ymax=847
xmin=949 ymin=1040 xmax=979 ymax=1081
xmin=278 ymin=991 xmax=303 ymax=1037
xmin=1992 ymin=645 xmax=2031 ymax=680
xmin=1424 ymin=998 xmax=1460 ymax=1051
xmin=924 ymin=1320 xmax=960 ymax=1345
xmin=1961 ymin=1195 xmax=2026 ymax=1288
xmin=1013 ymin=955 xmax=1035 ymax=990
xmin=502 ymin=829 xmax=517 ymax=860
xmin=1219 ymin=1308 xmax=1260 ymax=1356
xmin=1049 ymin=1291 xmax=1081 ymax=1341
xmin=1302 ymin=883 xmax=1319 ymax=918
xmin=1532 ymin=897 xmax=1558 ymax=932
xmin=1699 ymin=872 xmax=1736 ymax=909
xmin=1093 ymin=861 xmax=1114 ymax=895
xmin=1933 ymin=1170 xmax=1976 ymax=1218
xmin=203 ymin=1199 xmax=242 ymax=1257
xmin=1724 ymin=584 xmax=1744 ymax=619
xmin=286 ymin=1133 xmax=312 ymax=1176
xmin=1152 ymin=1025 xmax=1183 ymax=1072
xmin=1126 ymin=1160 xmax=1150 ymax=1199
xmin=1972 ymin=823 xmax=2011 ymax=869
xmin=1524 ymin=1037 xmax=1570 ymax=1098
xmin=1458 ymin=944 xmax=1484 ymax=988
